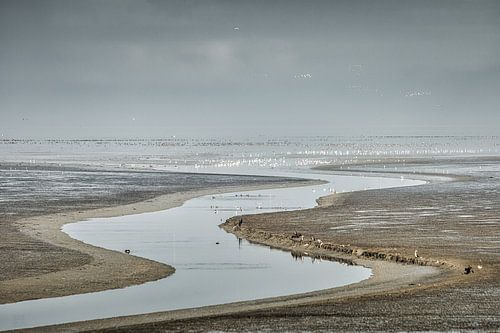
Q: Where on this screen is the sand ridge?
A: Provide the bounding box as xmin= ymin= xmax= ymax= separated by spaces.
xmin=7 ymin=167 xmax=465 ymax=332
xmin=25 ymin=158 xmax=498 ymax=332
xmin=0 ymin=177 xmax=315 ymax=305
xmin=3 ymin=158 xmax=499 ymax=332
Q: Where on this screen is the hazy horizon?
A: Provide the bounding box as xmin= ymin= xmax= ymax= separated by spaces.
xmin=1 ymin=0 xmax=499 ymax=139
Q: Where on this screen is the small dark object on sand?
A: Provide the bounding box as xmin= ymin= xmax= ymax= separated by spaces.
xmin=464 ymin=265 xmax=474 ymax=274
xmin=124 ymin=249 xmax=131 ymax=254
xmin=238 ymin=218 xmax=243 ymax=227
xmin=215 ymin=242 xmax=220 ymax=245
xmin=291 ymin=230 xmax=303 ymax=240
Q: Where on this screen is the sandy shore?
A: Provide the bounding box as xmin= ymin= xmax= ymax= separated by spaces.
xmin=0 ymin=164 xmax=312 ymax=304
xmin=14 ymin=260 xmax=443 ymax=333
xmin=4 ymin=157 xmax=499 ymax=332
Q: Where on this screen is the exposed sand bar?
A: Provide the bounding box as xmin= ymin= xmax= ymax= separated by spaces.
xmin=2 ymin=171 xmax=427 ymax=330
xmin=0 ymin=164 xmax=313 ymax=304
xmin=11 ymin=262 xmax=442 ymax=333
xmin=15 ymin=157 xmax=498 ymax=332
xmin=4 ymin=172 xmax=442 ymax=330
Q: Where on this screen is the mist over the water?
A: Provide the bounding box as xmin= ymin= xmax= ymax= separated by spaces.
xmin=1 ymin=0 xmax=499 ymax=139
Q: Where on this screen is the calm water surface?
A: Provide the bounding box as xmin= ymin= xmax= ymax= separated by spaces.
xmin=0 ymin=171 xmax=424 ymax=331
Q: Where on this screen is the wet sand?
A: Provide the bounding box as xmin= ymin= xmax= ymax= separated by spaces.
xmin=0 ymin=164 xmax=308 ymax=304
xmin=3 ymin=157 xmax=499 ymax=332
xmin=17 ymin=156 xmax=497 ymax=332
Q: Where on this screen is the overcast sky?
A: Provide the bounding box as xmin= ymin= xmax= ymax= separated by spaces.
xmin=1 ymin=0 xmax=499 ymax=138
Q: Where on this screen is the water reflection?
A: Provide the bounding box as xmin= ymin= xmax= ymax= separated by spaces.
xmin=0 ymin=171 xmax=424 ymax=331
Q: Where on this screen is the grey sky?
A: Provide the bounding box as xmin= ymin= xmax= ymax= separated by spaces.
xmin=1 ymin=0 xmax=499 ymax=138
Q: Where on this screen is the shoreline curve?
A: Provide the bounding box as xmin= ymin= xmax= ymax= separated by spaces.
xmin=3 ymin=169 xmax=461 ymax=333
xmin=1 ymin=179 xmax=316 ymax=305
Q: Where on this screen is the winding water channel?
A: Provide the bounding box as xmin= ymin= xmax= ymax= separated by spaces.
xmin=0 ymin=171 xmax=424 ymax=331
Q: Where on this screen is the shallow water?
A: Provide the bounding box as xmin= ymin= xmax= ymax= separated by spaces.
xmin=0 ymin=171 xmax=424 ymax=331
xmin=1 ymin=136 xmax=498 ymax=174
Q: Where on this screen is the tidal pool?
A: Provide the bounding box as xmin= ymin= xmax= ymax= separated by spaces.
xmin=0 ymin=171 xmax=424 ymax=331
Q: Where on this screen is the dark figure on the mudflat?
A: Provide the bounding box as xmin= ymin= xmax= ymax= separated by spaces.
xmin=464 ymin=265 xmax=474 ymax=274
xmin=238 ymin=218 xmax=243 ymax=227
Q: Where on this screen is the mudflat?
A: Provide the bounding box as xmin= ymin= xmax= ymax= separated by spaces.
xmin=0 ymin=164 xmax=305 ymax=304
xmin=35 ymin=156 xmax=497 ymax=332
xmin=3 ymin=157 xmax=499 ymax=332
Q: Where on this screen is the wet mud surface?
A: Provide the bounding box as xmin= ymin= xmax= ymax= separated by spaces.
xmin=0 ymin=163 xmax=297 ymax=285
xmin=94 ymin=157 xmax=499 ymax=332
